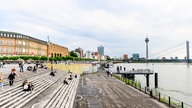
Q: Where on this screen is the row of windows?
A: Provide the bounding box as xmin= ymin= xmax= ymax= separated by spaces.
xmin=0 ymin=47 xmax=47 ymax=55
xmin=0 ymin=48 xmax=14 ymax=53
xmin=0 ymin=40 xmax=14 ymax=45
xmin=0 ymin=33 xmax=24 ymax=38
xmin=0 ymin=32 xmax=47 ymax=44
xmin=0 ymin=40 xmax=47 ymax=49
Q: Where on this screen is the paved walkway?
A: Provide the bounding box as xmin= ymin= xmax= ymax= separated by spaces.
xmin=74 ymin=72 xmax=168 ymax=108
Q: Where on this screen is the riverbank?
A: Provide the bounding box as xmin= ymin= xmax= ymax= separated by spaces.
xmin=74 ymin=71 xmax=168 ymax=108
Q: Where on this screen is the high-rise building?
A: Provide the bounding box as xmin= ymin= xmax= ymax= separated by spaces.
xmin=132 ymin=53 xmax=139 ymax=60
xmin=123 ymin=54 xmax=128 ymax=60
xmin=98 ymin=45 xmax=104 ymax=56
xmin=75 ymin=47 xmax=83 ymax=58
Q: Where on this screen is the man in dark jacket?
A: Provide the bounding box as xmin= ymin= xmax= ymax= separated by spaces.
xmin=8 ymin=72 xmax=16 ymax=86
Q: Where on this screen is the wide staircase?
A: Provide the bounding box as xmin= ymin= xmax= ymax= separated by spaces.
xmin=0 ymin=68 xmax=80 ymax=108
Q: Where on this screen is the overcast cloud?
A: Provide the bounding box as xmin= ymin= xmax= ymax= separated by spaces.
xmin=0 ymin=0 xmax=192 ymax=59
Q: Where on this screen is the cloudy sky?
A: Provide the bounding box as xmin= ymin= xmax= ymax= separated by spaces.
xmin=1 ymin=0 xmax=192 ymax=59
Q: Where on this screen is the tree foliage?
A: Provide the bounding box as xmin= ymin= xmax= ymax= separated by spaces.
xmin=69 ymin=51 xmax=78 ymax=57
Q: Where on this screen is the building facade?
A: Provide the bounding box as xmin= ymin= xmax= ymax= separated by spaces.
xmin=123 ymin=54 xmax=128 ymax=60
xmin=0 ymin=31 xmax=69 ymax=57
xmin=75 ymin=47 xmax=83 ymax=58
xmin=48 ymin=42 xmax=69 ymax=57
xmin=132 ymin=53 xmax=139 ymax=60
xmin=98 ymin=45 xmax=104 ymax=56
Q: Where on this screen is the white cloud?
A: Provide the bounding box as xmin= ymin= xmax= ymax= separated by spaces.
xmin=1 ymin=0 xmax=192 ymax=58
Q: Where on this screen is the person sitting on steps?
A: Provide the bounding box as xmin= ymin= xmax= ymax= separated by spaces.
xmin=63 ymin=78 xmax=68 ymax=85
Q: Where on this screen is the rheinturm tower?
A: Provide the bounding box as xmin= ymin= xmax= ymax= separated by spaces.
xmin=145 ymin=36 xmax=149 ymax=60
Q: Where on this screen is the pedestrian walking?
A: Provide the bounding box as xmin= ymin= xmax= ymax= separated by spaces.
xmin=8 ymin=68 xmax=19 ymax=86
xmin=107 ymin=70 xmax=110 ymax=77
xmin=8 ymin=72 xmax=16 ymax=86
xmin=110 ymin=71 xmax=113 ymax=77
xmin=19 ymin=61 xmax=24 ymax=72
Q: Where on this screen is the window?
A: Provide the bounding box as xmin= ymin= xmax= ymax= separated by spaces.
xmin=0 ymin=40 xmax=4 ymax=45
xmin=6 ymin=40 xmax=9 ymax=45
xmin=17 ymin=48 xmax=22 ymax=52
xmin=11 ymin=41 xmax=14 ymax=45
xmin=6 ymin=48 xmax=8 ymax=53
xmin=0 ymin=48 xmax=3 ymax=52
xmin=17 ymin=41 xmax=22 ymax=45
xmin=10 ymin=48 xmax=14 ymax=53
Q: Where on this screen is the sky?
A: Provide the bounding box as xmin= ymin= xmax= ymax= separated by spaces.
xmin=1 ymin=0 xmax=192 ymax=59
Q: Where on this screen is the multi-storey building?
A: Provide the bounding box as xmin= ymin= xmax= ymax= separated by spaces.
xmin=75 ymin=47 xmax=83 ymax=58
xmin=98 ymin=45 xmax=104 ymax=56
xmin=123 ymin=54 xmax=128 ymax=60
xmin=48 ymin=42 xmax=69 ymax=57
xmin=0 ymin=31 xmax=69 ymax=57
xmin=132 ymin=53 xmax=139 ymax=60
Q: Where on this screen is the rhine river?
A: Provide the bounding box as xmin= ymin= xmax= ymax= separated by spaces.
xmin=112 ymin=63 xmax=192 ymax=105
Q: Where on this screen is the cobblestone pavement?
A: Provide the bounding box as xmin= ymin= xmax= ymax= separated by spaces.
xmin=74 ymin=72 xmax=168 ymax=108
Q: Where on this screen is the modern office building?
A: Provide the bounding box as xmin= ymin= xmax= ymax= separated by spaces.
xmin=98 ymin=45 xmax=104 ymax=56
xmin=0 ymin=31 xmax=69 ymax=57
xmin=84 ymin=50 xmax=93 ymax=59
xmin=132 ymin=53 xmax=139 ymax=60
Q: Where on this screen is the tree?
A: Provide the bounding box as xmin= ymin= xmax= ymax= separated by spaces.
xmin=69 ymin=51 xmax=78 ymax=57
xmin=40 ymin=56 xmax=48 ymax=61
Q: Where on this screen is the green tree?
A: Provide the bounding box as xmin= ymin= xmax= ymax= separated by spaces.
xmin=2 ymin=56 xmax=8 ymax=60
xmin=40 ymin=56 xmax=48 ymax=61
xmin=69 ymin=51 xmax=78 ymax=57
xmin=9 ymin=56 xmax=19 ymax=60
xmin=55 ymin=57 xmax=62 ymax=61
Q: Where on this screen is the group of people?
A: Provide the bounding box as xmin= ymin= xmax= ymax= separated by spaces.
xmin=63 ymin=73 xmax=78 ymax=85
xmin=22 ymin=80 xmax=34 ymax=92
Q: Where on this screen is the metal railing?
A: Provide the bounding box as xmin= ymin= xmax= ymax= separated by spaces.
xmin=113 ymin=74 xmax=192 ymax=108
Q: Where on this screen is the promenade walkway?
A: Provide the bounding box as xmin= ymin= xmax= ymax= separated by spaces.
xmin=74 ymin=71 xmax=168 ymax=108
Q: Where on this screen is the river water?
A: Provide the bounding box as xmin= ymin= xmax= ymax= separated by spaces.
xmin=112 ymin=63 xmax=192 ymax=105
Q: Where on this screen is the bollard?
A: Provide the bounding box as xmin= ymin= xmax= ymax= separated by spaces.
xmin=146 ymin=74 xmax=149 ymax=89
xmin=155 ymin=73 xmax=158 ymax=88
xmin=150 ymin=90 xmax=153 ymax=97
xmin=145 ymin=87 xmax=146 ymax=93
xmin=181 ymin=102 xmax=183 ymax=108
xmin=159 ymin=92 xmax=161 ymax=101
xmin=168 ymin=97 xmax=171 ymax=107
